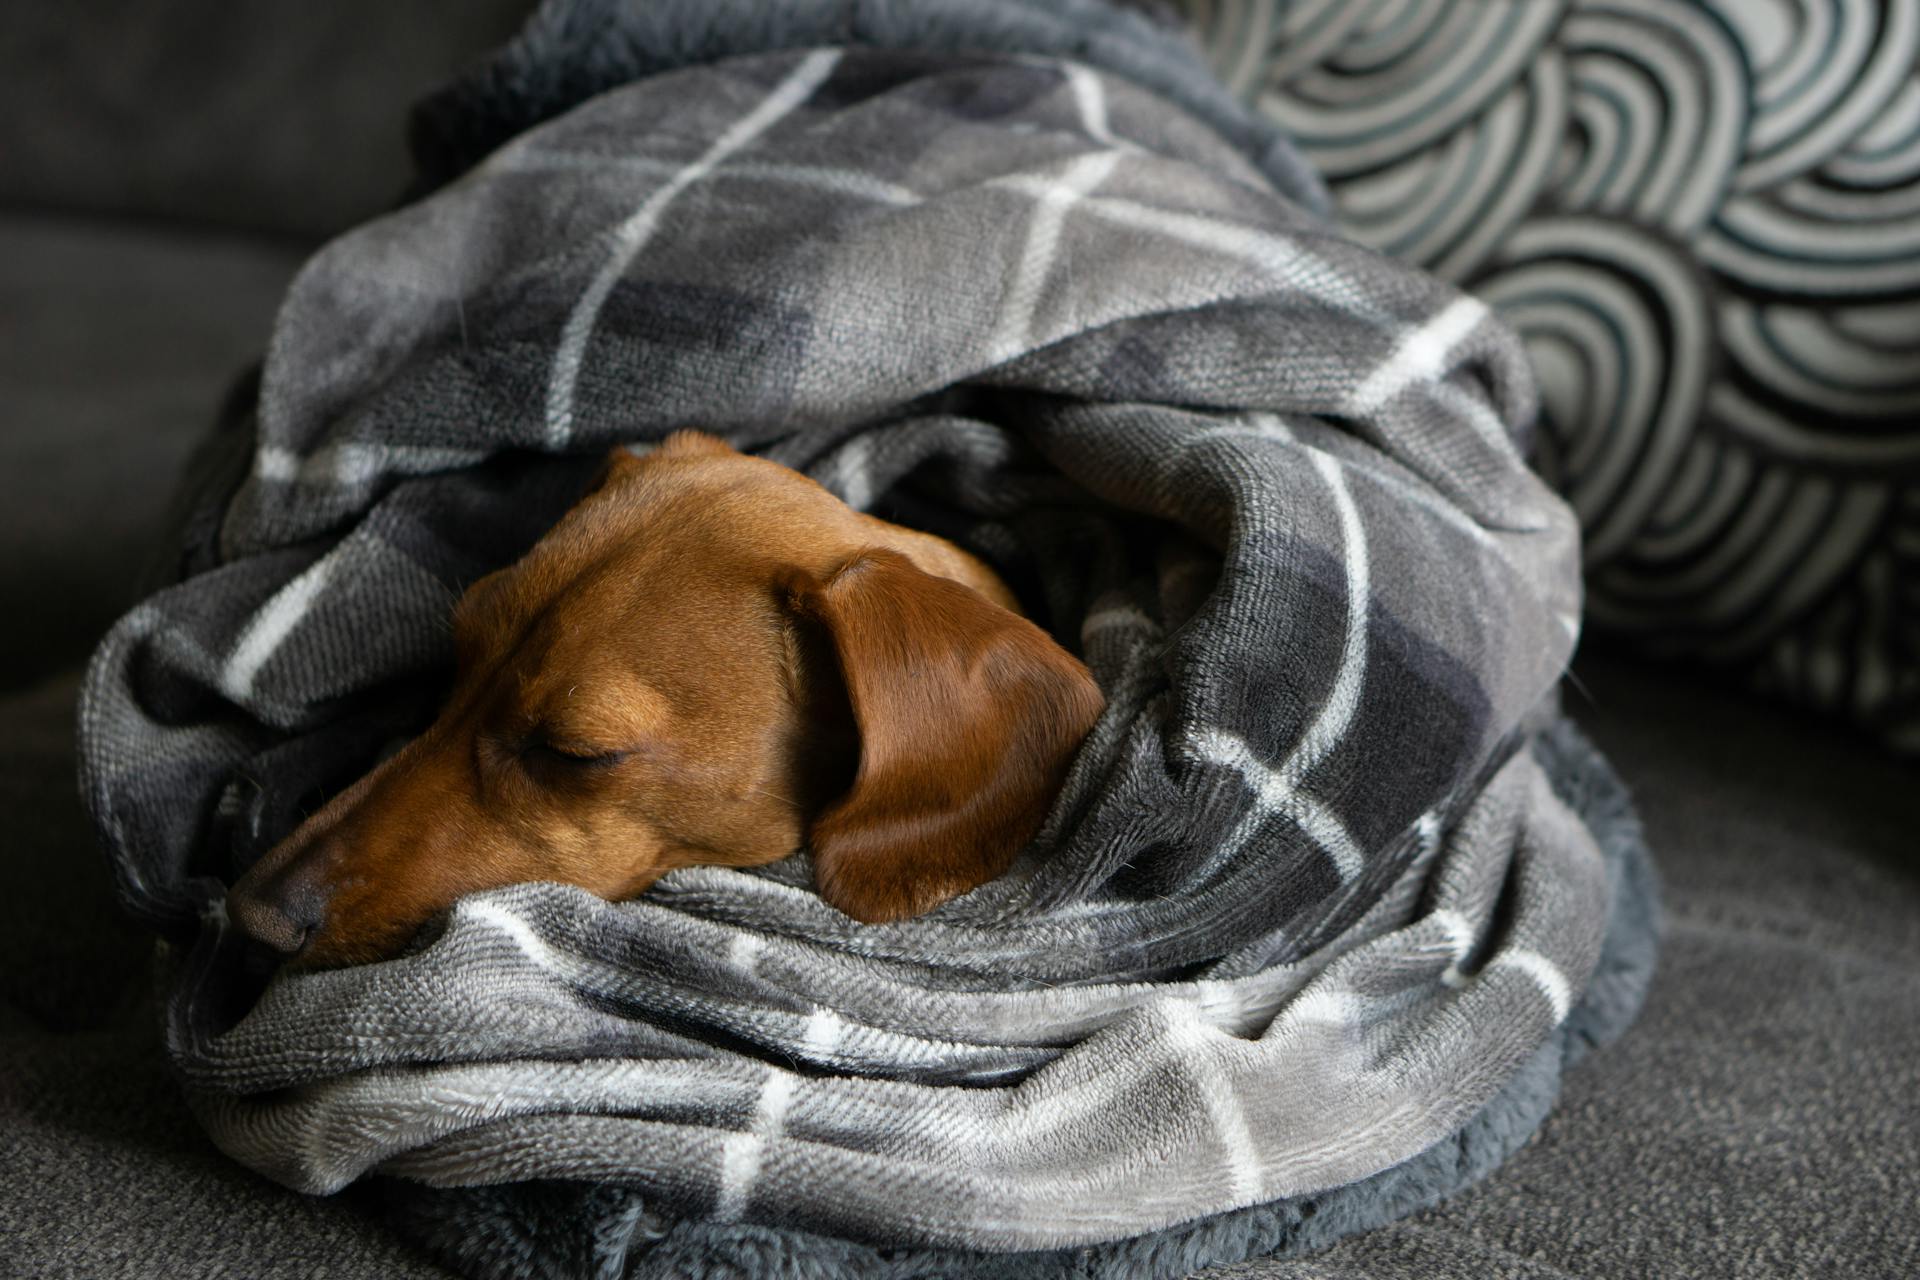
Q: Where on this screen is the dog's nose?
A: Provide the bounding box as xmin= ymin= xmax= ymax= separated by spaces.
xmin=226 ymin=867 xmax=329 ymax=956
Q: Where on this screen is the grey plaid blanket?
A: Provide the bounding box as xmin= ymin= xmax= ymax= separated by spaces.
xmin=79 ymin=5 xmax=1656 ymax=1273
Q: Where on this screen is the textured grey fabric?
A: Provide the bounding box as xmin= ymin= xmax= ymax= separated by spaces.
xmin=2 ymin=190 xmax=1907 ymax=1280
xmin=0 ymin=0 xmax=530 ymax=238
xmin=10 ymin=644 xmax=1912 ymax=1277
xmin=404 ymin=0 xmax=1329 ymax=215
xmin=0 ymin=673 xmax=453 ymax=1280
xmin=1224 ymin=652 xmax=1920 ymax=1280
xmin=0 ymin=217 xmax=452 ymax=1279
xmin=78 ymin=30 xmax=1645 ymax=1266
xmin=0 ymin=215 xmax=298 ymax=691
xmin=377 ymin=715 xmax=1658 ymax=1279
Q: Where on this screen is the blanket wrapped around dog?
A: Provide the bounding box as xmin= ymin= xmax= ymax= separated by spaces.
xmin=79 ymin=1 xmax=1659 ymax=1275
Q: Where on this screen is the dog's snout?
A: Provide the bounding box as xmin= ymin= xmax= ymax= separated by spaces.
xmin=227 ymin=863 xmax=331 ymax=957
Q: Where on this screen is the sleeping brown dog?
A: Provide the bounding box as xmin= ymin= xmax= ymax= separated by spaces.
xmin=226 ymin=431 xmax=1104 ymax=968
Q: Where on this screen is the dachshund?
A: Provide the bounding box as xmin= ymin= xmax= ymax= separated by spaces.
xmin=225 ymin=431 xmax=1104 ymax=968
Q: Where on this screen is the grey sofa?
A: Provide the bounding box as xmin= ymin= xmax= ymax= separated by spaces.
xmin=5 ymin=4 xmax=1915 ymax=1276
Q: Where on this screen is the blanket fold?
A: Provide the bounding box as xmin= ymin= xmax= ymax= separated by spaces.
xmin=79 ymin=2 xmax=1657 ymax=1274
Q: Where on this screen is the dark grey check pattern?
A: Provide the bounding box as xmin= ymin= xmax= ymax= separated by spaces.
xmin=81 ymin=45 xmax=1630 ymax=1252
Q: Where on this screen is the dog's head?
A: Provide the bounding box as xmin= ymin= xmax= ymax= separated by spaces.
xmin=226 ymin=432 xmax=1104 ymax=968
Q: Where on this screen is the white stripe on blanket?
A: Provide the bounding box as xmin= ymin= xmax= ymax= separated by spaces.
xmin=545 ymin=48 xmax=844 ymax=446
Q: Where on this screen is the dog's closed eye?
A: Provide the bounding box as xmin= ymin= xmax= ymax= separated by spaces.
xmin=519 ymin=737 xmax=631 ymax=782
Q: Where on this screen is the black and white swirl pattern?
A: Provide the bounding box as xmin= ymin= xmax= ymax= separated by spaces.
xmin=1183 ymin=0 xmax=1920 ymax=749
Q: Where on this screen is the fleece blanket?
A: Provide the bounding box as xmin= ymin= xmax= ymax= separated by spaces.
xmin=78 ymin=1 xmax=1658 ymax=1274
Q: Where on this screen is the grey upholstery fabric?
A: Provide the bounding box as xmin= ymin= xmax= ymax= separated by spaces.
xmin=0 ymin=214 xmax=448 ymax=1279
xmin=4 ymin=1 xmax=1915 ymax=1275
xmin=0 ymin=0 xmax=529 ymax=238
xmin=0 ymin=218 xmax=1912 ymax=1271
xmin=7 ymin=639 xmax=1914 ymax=1280
xmin=1229 ymin=650 xmax=1920 ymax=1280
xmin=0 ymin=217 xmax=296 ymax=691
xmin=0 ymin=679 xmax=450 ymax=1280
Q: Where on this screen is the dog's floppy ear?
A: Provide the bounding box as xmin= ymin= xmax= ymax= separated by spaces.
xmin=786 ymin=549 xmax=1104 ymax=924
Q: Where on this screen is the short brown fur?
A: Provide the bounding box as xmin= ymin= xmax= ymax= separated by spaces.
xmin=226 ymin=433 xmax=1104 ymax=967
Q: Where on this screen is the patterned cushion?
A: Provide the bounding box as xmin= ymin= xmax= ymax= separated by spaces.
xmin=1179 ymin=0 xmax=1920 ymax=749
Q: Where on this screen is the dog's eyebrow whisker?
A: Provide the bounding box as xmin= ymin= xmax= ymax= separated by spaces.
xmin=743 ymin=786 xmax=803 ymax=811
